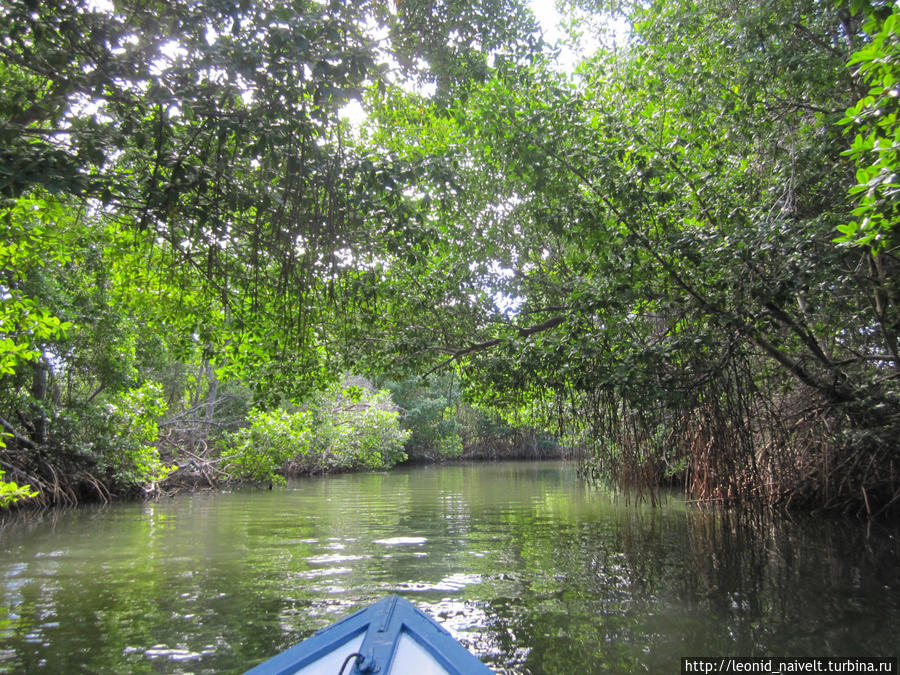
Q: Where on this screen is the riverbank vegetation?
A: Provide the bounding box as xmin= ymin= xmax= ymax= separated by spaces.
xmin=1 ymin=0 xmax=897 ymax=515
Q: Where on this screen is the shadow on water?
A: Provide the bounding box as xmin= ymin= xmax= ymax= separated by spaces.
xmin=474 ymin=507 xmax=899 ymax=673
xmin=0 ymin=462 xmax=898 ymax=673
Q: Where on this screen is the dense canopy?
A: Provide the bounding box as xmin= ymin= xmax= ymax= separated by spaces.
xmin=1 ymin=0 xmax=898 ymax=515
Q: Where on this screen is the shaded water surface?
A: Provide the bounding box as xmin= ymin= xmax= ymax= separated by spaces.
xmin=1 ymin=461 xmax=898 ymax=673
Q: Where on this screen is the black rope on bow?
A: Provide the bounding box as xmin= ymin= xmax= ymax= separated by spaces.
xmin=338 ymin=651 xmax=364 ymax=675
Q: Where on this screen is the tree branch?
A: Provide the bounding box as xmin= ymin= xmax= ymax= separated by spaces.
xmin=422 ymin=316 xmax=566 ymax=377
xmin=0 ymin=415 xmax=36 ymax=450
xmin=531 ymin=133 xmax=863 ymax=404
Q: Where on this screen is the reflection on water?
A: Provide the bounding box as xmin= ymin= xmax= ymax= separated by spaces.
xmin=0 ymin=462 xmax=898 ymax=673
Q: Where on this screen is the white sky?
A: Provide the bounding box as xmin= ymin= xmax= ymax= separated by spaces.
xmin=530 ymin=0 xmax=603 ymax=71
xmin=530 ymin=0 xmax=568 ymax=57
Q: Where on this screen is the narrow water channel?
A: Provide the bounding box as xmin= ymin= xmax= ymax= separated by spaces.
xmin=1 ymin=461 xmax=898 ymax=673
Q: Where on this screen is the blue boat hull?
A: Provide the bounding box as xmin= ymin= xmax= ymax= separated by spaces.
xmin=244 ymin=595 xmax=493 ymax=674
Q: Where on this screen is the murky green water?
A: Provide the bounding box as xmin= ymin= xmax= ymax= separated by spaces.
xmin=1 ymin=461 xmax=898 ymax=673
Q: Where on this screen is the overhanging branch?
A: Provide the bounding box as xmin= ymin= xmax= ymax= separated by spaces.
xmin=0 ymin=415 xmax=36 ymax=450
xmin=422 ymin=315 xmax=565 ymax=377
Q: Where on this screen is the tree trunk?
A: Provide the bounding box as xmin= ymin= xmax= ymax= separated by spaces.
xmin=31 ymin=356 xmax=49 ymax=445
xmin=203 ymin=360 xmax=218 ymax=443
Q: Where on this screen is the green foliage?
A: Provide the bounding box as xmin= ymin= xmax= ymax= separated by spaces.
xmin=434 ymin=432 xmax=464 ymax=458
xmin=98 ymin=383 xmax=175 ymax=487
xmin=0 ymin=0 xmax=542 ymax=503
xmin=220 ymin=408 xmax=313 ymax=485
xmin=1 ymin=0 xmax=895 ymax=515
xmin=0 ymin=196 xmax=75 ymax=375
xmin=220 ymin=380 xmax=409 ymax=484
xmin=0 ymin=0 xmax=540 ymax=423
xmin=352 ymin=0 xmax=899 ymax=513
xmin=839 ymin=4 xmax=900 ymax=250
xmin=303 ymin=382 xmax=410 ymax=472
xmin=382 ymin=375 xmax=560 ymax=460
xmin=385 ymin=375 xmax=464 ymax=460
xmin=0 ymin=468 xmax=38 ymax=507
